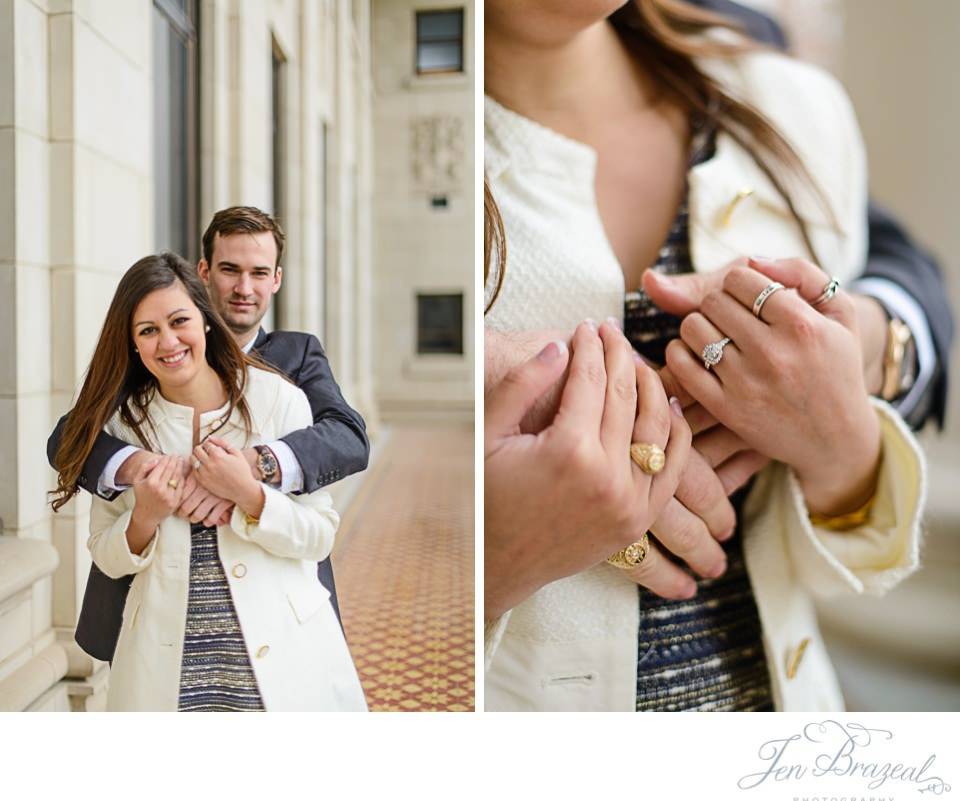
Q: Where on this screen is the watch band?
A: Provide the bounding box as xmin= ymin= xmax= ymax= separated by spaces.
xmin=881 ymin=318 xmax=915 ymax=401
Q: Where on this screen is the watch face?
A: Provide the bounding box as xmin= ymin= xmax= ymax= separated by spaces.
xmin=257 ymin=448 xmax=278 ymax=478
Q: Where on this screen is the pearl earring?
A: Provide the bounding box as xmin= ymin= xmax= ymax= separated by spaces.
xmin=205 ymin=325 xmax=211 ymax=332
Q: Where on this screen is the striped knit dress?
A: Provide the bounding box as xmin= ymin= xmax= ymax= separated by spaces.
xmin=624 ymin=118 xmax=774 ymax=712
xmin=177 ymin=522 xmax=264 ymax=712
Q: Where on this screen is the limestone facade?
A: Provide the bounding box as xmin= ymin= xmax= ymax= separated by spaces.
xmin=0 ymin=0 xmax=473 ymax=711
xmin=371 ymin=0 xmax=474 ymax=419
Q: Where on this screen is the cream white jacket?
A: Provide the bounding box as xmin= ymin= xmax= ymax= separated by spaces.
xmin=484 ymin=48 xmax=926 ymax=711
xmin=89 ymin=366 xmax=367 ymax=712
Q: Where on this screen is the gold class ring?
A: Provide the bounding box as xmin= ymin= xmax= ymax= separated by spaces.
xmin=607 ymin=533 xmax=651 ymax=569
xmin=630 ymin=442 xmax=665 ymax=475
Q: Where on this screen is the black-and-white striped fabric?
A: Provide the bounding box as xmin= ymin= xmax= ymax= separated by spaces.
xmin=178 ymin=523 xmax=264 ymax=712
xmin=625 ymin=118 xmax=774 ymax=712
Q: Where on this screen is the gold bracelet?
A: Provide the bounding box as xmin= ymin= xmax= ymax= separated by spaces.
xmin=808 ymin=490 xmax=876 ymax=531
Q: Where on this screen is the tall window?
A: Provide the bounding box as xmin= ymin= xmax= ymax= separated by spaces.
xmin=153 ymin=0 xmax=199 ymax=262
xmin=415 ymin=9 xmax=464 ymax=74
xmin=416 ymin=293 xmax=463 ymax=355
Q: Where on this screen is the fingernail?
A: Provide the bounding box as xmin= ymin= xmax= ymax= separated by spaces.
xmin=647 ymin=270 xmax=670 ymax=283
xmin=717 ymin=526 xmax=735 ymax=542
xmin=749 ymin=255 xmax=775 ymax=266
xmin=582 ymin=318 xmax=598 ymax=332
xmin=669 ymin=396 xmax=684 ymax=417
xmin=605 ymin=316 xmax=622 ymax=332
xmin=680 ymin=582 xmax=697 ymax=599
xmin=537 ymin=340 xmax=567 ymax=362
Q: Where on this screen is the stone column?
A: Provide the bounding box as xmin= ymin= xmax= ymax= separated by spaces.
xmin=0 ymin=0 xmax=63 ymax=711
xmin=324 ymin=0 xmax=359 ymax=408
xmin=350 ymin=0 xmax=379 ymax=433
xmin=46 ymin=0 xmax=153 ymax=710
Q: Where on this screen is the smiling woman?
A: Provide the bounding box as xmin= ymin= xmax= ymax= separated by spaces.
xmin=49 ymin=252 xmax=366 ymax=711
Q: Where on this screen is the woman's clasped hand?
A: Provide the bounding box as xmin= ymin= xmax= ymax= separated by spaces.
xmin=128 ymin=442 xmax=261 ymax=555
xmin=664 ymin=257 xmax=882 ymax=516
xmin=485 ymin=319 xmax=692 ymax=619
xmin=192 ymin=436 xmax=266 ymax=520
xmin=131 ymin=454 xmax=186 ymax=524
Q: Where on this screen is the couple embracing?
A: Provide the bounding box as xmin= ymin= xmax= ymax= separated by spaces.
xmin=49 ymin=206 xmax=369 ymax=712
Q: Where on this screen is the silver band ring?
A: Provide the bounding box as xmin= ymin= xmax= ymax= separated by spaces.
xmin=701 ymin=337 xmax=732 ymax=370
xmin=752 ymin=281 xmax=785 ymax=319
xmin=811 ymin=277 xmax=841 ymax=307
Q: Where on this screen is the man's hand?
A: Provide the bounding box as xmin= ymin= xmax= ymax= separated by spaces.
xmin=176 ymin=469 xmax=234 ymax=527
xmin=485 ymin=327 xmax=571 ymax=434
xmin=115 ymin=448 xmax=160 ymax=487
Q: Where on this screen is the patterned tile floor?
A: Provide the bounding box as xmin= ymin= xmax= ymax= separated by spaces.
xmin=332 ymin=424 xmax=474 ymax=712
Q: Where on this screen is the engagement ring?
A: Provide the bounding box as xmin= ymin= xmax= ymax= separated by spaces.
xmin=701 ymin=337 xmax=732 ymax=370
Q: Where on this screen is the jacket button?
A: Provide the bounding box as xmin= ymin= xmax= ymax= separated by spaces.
xmin=721 ymin=186 xmax=755 ymax=227
xmin=232 ymin=563 xmax=247 ymax=578
xmin=256 ymin=645 xmax=270 ymax=658
xmin=785 ymin=637 xmax=811 ymax=680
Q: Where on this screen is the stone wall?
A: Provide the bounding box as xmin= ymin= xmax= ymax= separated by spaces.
xmin=370 ymin=0 xmax=474 ymax=419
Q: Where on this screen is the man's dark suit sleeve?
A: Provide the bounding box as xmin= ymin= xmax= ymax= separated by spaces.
xmin=279 ymin=335 xmax=370 ymax=493
xmin=693 ymin=0 xmax=954 ymax=430
xmin=857 ymin=204 xmax=953 ymax=429
xmin=47 ymin=413 xmax=129 ymax=501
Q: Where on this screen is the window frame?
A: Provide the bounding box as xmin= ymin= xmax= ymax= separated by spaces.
xmin=152 ymin=0 xmax=200 ymax=262
xmin=414 ymin=8 xmax=464 ymax=76
xmin=415 ymin=292 xmax=464 ymax=356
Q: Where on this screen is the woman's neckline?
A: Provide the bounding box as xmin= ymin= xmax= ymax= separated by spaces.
xmin=155 ymin=366 xmax=230 ymax=419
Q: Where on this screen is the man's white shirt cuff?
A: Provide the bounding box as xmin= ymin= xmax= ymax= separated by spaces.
xmin=98 ymin=445 xmax=140 ymax=494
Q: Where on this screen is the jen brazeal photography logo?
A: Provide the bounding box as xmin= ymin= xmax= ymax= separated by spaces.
xmin=736 ymin=720 xmax=952 ymax=796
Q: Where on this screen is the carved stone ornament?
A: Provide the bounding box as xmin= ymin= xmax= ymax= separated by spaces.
xmin=411 ymin=115 xmax=464 ymax=192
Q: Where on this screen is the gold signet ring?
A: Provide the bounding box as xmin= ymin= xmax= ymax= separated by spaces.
xmin=630 ymin=442 xmax=665 ymax=475
xmin=607 ymin=533 xmax=651 ymax=569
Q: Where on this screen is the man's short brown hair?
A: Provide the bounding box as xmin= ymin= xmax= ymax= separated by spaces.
xmin=202 ymin=206 xmax=285 ymax=270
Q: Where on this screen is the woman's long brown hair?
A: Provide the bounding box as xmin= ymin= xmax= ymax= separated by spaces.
xmin=484 ymin=0 xmax=835 ymax=313
xmin=50 ymin=252 xmax=257 ymax=512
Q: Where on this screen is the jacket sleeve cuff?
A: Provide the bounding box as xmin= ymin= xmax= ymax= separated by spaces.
xmin=781 ymin=398 xmax=925 ymax=596
xmin=230 ymin=483 xmax=338 ymax=562
xmin=88 ymin=508 xmax=159 ymax=579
